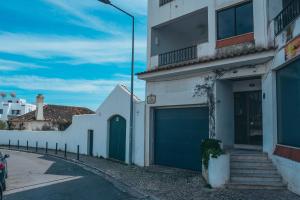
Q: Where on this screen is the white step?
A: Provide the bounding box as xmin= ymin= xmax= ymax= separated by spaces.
xmin=231 ymin=176 xmax=282 ymax=183
xmin=231 ymin=155 xmax=269 ymax=162
xmin=231 ymin=168 xmax=278 ymax=175
xmin=231 ymin=172 xmax=281 ymax=178
xmin=231 ymin=161 xmax=275 ymax=169
xmin=227 ymin=182 xmax=286 ymax=190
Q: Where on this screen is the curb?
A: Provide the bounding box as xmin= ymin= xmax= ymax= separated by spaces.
xmin=0 ymin=147 xmax=158 ymax=200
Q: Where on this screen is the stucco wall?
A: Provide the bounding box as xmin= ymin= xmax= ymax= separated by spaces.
xmin=0 ymin=85 xmax=145 ymax=167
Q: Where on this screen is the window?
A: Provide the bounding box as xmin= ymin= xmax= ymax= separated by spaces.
xmin=0 ymin=109 xmax=3 ymax=114
xmin=217 ymin=1 xmax=253 ymax=40
xmin=282 ymin=0 xmax=293 ymax=8
xmin=11 ymin=110 xmax=20 ymax=115
xmin=277 ymin=59 xmax=300 ymax=148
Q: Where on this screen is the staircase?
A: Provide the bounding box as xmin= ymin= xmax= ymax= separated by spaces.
xmin=227 ymin=150 xmax=286 ymax=189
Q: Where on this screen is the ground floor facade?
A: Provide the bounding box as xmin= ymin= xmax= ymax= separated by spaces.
xmin=140 ymin=50 xmax=300 ymax=194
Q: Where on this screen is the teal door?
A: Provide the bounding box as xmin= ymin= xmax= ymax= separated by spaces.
xmin=109 ymin=115 xmax=126 ymax=162
xmin=154 ymin=107 xmax=209 ymax=171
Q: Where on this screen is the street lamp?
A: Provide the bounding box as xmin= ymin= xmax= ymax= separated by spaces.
xmin=98 ymin=0 xmax=135 ymax=165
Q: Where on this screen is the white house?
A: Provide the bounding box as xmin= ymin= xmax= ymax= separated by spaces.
xmin=0 ymin=85 xmax=145 ymax=167
xmin=0 ymin=93 xmax=36 ymax=121
xmin=137 ymin=0 xmax=300 ymax=195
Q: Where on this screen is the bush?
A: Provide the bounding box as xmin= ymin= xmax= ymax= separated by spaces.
xmin=0 ymin=121 xmax=7 ymax=130
xmin=201 ymin=139 xmax=224 ymax=169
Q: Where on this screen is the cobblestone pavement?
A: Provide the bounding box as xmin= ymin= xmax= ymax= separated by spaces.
xmin=2 ymin=146 xmax=300 ymax=200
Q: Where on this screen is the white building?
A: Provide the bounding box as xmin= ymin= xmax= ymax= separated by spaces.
xmin=0 ymin=93 xmax=36 ymax=121
xmin=138 ymin=0 xmax=300 ymax=195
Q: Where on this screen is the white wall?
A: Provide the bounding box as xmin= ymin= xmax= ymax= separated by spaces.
xmin=0 ymin=85 xmax=145 ymax=167
xmin=273 ymin=156 xmax=300 ymax=195
xmin=215 ymin=80 xmax=234 ymax=147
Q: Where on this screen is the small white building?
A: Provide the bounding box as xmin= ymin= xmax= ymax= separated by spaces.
xmin=0 ymin=93 xmax=36 ymax=121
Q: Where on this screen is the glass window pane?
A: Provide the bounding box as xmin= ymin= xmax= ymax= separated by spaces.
xmin=236 ymin=2 xmax=253 ymax=35
xmin=277 ymin=59 xmax=300 ymax=148
xmin=217 ymin=8 xmax=235 ymax=40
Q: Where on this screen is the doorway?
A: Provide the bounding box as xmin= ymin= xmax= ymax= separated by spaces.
xmin=234 ymin=91 xmax=263 ymax=146
xmin=87 ymin=130 xmax=94 ymax=156
xmin=109 ymin=115 xmax=126 ymax=162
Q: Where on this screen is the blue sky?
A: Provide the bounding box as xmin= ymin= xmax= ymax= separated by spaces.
xmin=0 ymin=0 xmax=147 ymax=110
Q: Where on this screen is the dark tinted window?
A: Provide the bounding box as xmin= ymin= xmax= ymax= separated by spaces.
xmin=282 ymin=0 xmax=293 ymax=8
xmin=217 ymin=1 xmax=253 ymax=40
xmin=217 ymin=8 xmax=235 ymax=40
xmin=277 ymin=59 xmax=300 ymax=148
xmin=0 ymin=109 xmax=3 ymax=114
xmin=236 ymin=3 xmax=253 ymax=35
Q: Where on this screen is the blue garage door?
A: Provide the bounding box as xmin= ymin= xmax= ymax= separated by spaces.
xmin=154 ymin=107 xmax=209 ymax=171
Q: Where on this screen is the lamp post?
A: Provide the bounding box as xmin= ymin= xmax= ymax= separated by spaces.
xmin=98 ymin=0 xmax=135 ymax=165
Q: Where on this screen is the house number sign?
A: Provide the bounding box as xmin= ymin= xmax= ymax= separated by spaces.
xmin=147 ymin=94 xmax=156 ymax=105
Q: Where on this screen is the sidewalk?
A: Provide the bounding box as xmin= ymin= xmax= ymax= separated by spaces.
xmin=2 ymin=145 xmax=300 ymax=200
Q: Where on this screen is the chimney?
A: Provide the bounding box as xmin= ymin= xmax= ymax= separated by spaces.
xmin=35 ymin=94 xmax=44 ymax=121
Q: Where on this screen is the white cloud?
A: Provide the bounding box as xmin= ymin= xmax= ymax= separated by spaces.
xmin=0 ymin=59 xmax=47 ymax=71
xmin=0 ymin=75 xmax=145 ymax=98
xmin=0 ymin=32 xmax=146 ymax=65
xmin=43 ymin=0 xmax=147 ymax=34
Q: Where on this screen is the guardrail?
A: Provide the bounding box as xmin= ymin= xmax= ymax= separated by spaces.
xmin=274 ymin=0 xmax=300 ymax=35
xmin=159 ymin=45 xmax=197 ymax=66
xmin=6 ymin=139 xmax=81 ymax=161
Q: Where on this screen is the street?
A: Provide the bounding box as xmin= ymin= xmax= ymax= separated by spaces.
xmin=2 ymin=150 xmax=138 ymax=200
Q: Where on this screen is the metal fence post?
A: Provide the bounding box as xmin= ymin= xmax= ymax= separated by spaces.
xmin=8 ymin=140 xmax=10 ymax=149
xmin=36 ymin=142 xmax=38 ymax=152
xmin=26 ymin=141 xmax=29 ymax=150
xmin=55 ymin=143 xmax=58 ymax=155
xmin=77 ymin=145 xmax=80 ymax=160
xmin=64 ymin=144 xmax=67 ymax=158
xmin=17 ymin=140 xmax=19 ymax=149
xmin=46 ymin=142 xmax=48 ymax=154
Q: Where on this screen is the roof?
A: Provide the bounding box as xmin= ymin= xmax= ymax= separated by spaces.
xmin=9 ymin=105 xmax=95 ymax=123
xmin=137 ymin=46 xmax=276 ymax=76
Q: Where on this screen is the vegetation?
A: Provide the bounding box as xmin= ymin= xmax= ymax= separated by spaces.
xmin=201 ymin=139 xmax=224 ymax=169
xmin=0 ymin=121 xmax=7 ymax=130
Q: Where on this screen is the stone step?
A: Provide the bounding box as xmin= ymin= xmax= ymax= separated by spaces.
xmin=226 ymin=182 xmax=286 ymax=190
xmin=231 ymin=155 xmax=269 ymax=161
xmin=231 ymin=161 xmax=275 ymax=169
xmin=231 ymin=176 xmax=282 ymax=183
xmin=231 ymin=168 xmax=279 ymax=175
xmin=231 ymin=172 xmax=281 ymax=178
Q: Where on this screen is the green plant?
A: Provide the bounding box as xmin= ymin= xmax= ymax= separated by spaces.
xmin=0 ymin=121 xmax=7 ymax=130
xmin=201 ymin=139 xmax=224 ymax=169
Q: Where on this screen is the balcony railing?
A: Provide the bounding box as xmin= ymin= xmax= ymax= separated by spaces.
xmin=274 ymin=0 xmax=300 ymax=35
xmin=159 ymin=46 xmax=197 ymax=66
xmin=159 ymin=0 xmax=173 ymax=7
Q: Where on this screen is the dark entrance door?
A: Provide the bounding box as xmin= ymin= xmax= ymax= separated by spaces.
xmin=234 ymin=91 xmax=263 ymax=145
xmin=87 ymin=130 xmax=94 ymax=156
xmin=154 ymin=107 xmax=209 ymax=171
xmin=109 ymin=115 xmax=126 ymax=162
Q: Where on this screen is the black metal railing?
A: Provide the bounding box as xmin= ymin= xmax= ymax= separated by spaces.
xmin=159 ymin=0 xmax=173 ymax=7
xmin=159 ymin=46 xmax=197 ymax=66
xmin=274 ymin=0 xmax=300 ymax=35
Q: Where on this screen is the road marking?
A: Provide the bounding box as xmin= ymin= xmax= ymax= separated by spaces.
xmin=4 ymin=176 xmax=82 ymax=195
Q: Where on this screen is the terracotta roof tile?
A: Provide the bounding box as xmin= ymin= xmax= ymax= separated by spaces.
xmin=137 ymin=46 xmax=276 ymax=76
xmin=9 ymin=105 xmax=95 ymax=123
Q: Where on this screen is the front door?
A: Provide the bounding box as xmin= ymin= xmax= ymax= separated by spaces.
xmin=109 ymin=115 xmax=126 ymax=162
xmin=87 ymin=130 xmax=94 ymax=156
xmin=234 ymin=91 xmax=263 ymax=146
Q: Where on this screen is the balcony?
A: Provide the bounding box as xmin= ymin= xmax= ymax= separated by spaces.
xmin=274 ymin=0 xmax=300 ymax=35
xmin=159 ymin=46 xmax=197 ymax=66
xmin=151 ymin=7 xmax=208 ymax=67
xmin=159 ymin=0 xmax=173 ymax=7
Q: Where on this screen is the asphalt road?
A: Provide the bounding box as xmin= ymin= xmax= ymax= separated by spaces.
xmin=2 ymin=150 xmax=138 ymax=200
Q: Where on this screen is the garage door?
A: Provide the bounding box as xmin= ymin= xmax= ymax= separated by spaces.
xmin=154 ymin=107 xmax=209 ymax=171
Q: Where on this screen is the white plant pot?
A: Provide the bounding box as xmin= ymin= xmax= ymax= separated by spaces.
xmin=202 ymin=154 xmax=230 ymax=188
